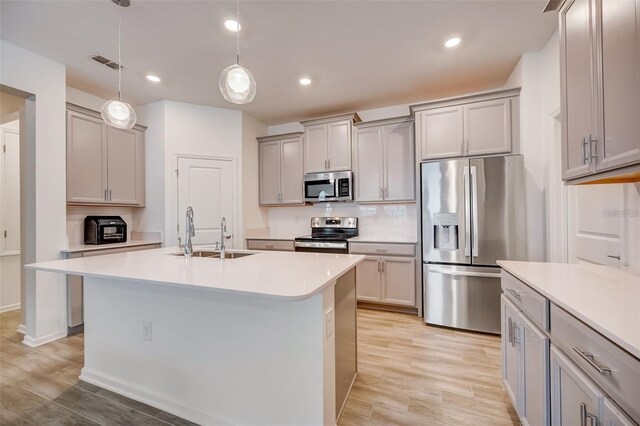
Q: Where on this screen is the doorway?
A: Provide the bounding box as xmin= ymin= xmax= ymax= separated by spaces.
xmin=176 ymin=156 xmax=237 ymax=248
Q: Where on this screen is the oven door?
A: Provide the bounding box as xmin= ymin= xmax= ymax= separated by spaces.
xmin=100 ymin=225 xmax=126 ymax=242
xmin=294 ymin=241 xmax=348 ymax=254
xmin=304 ymin=178 xmax=337 ymax=202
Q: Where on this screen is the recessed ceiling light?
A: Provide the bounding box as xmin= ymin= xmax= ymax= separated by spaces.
xmin=146 ymin=74 xmax=161 ymax=83
xmin=299 ymin=77 xmax=312 ymax=86
xmin=444 ymin=37 xmax=462 ymax=49
xmin=224 ymin=19 xmax=241 ymax=32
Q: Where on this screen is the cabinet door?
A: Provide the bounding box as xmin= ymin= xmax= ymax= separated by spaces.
xmin=464 ymin=98 xmax=512 ymax=156
xmin=381 ymin=257 xmax=415 ymax=306
xmin=106 ymin=126 xmax=143 ymax=205
xmin=602 ymin=398 xmax=635 ymax=426
xmin=596 ymin=0 xmax=640 ymax=172
xmin=66 ymin=110 xmax=107 ymax=204
xmin=521 ymin=314 xmax=550 ymax=426
xmin=354 ymin=127 xmax=383 ymax=202
xmin=304 ymin=124 xmax=328 ymax=173
xmin=384 ymin=122 xmax=415 ymax=201
xmin=560 ymin=0 xmax=599 ymax=180
xmin=280 ymin=137 xmax=303 ymax=204
xmin=551 ymin=345 xmax=603 ymax=426
xmin=328 ymin=120 xmax=352 ymax=171
xmin=259 ymin=140 xmax=281 ymax=205
xmin=418 ymin=106 xmax=464 ymax=160
xmin=356 ymin=257 xmax=381 ymax=302
xmin=502 ymin=295 xmax=523 ymax=417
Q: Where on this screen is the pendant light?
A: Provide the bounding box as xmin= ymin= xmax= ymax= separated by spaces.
xmin=219 ymin=0 xmax=256 ymax=104
xmin=101 ymin=0 xmax=137 ymax=129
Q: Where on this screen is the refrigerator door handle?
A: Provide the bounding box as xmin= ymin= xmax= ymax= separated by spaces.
xmin=463 ymin=166 xmax=471 ymax=257
xmin=427 ymin=265 xmax=502 ymax=279
xmin=470 ymin=165 xmax=479 ymax=258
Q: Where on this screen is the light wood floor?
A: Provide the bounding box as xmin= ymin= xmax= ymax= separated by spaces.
xmin=0 ymin=308 xmax=518 ymax=425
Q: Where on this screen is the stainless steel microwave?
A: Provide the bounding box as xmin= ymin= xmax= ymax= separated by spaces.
xmin=303 ymin=171 xmax=353 ymax=203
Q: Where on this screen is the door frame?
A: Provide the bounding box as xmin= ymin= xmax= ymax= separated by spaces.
xmin=174 ymin=154 xmax=241 ymax=249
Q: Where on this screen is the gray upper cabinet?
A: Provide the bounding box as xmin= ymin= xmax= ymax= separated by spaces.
xmin=258 ymin=132 xmax=304 ymax=206
xmin=413 ymin=89 xmax=519 ymax=161
xmin=301 ymin=113 xmax=360 ymax=173
xmin=559 ymin=0 xmax=640 ymax=183
xmin=66 ymin=105 xmax=146 ymax=206
xmin=353 ymin=118 xmax=415 ymax=203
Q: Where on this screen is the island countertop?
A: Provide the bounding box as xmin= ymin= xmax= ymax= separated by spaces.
xmin=26 ymin=247 xmax=365 ymax=301
xmin=498 ymin=260 xmax=640 ymax=359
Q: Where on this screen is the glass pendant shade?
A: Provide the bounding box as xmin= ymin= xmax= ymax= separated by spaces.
xmin=101 ymin=100 xmax=137 ymax=129
xmin=219 ymin=64 xmax=256 ymax=104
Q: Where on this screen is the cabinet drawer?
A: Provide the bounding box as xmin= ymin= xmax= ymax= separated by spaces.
xmin=501 ymin=271 xmax=549 ymax=331
xmin=246 ymin=239 xmax=294 ymax=252
xmin=551 ymin=304 xmax=640 ymax=423
xmin=349 ymin=242 xmax=415 ymax=256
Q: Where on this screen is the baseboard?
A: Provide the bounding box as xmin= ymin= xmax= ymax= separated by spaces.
xmin=22 ymin=329 xmax=68 ymax=347
xmin=80 ymin=368 xmax=232 ymax=425
xmin=336 ymin=372 xmax=357 ymax=423
xmin=16 ymin=324 xmax=26 ymax=334
xmin=0 ymin=303 xmax=20 ymax=313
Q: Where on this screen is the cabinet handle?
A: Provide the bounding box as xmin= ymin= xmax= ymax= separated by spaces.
xmin=587 ymin=134 xmax=597 ymax=163
xmin=109 ymin=189 xmax=112 ymax=202
xmin=573 ymin=347 xmax=612 ymax=374
xmin=505 ymin=288 xmax=522 ymax=301
xmin=328 ymin=158 xmax=331 ymax=169
xmin=265 ymin=244 xmax=274 ymax=249
xmin=377 ymin=259 xmax=381 ymax=273
xmin=580 ymin=402 xmax=598 ymax=426
xmin=581 ymin=136 xmax=588 ymax=165
xmin=384 ymin=187 xmax=388 ymax=198
xmin=104 ymin=189 xmax=108 ymax=201
xmin=607 ymin=254 xmax=621 ymax=260
xmin=507 ymin=317 xmax=513 ymax=345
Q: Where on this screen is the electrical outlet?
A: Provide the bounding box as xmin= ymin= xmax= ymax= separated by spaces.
xmin=325 ymin=308 xmax=334 ymax=339
xmin=142 ymin=320 xmax=152 ymax=341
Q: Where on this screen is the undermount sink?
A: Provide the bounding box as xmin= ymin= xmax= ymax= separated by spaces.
xmin=171 ymin=250 xmax=255 ymax=259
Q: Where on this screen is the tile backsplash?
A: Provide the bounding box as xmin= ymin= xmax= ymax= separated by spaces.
xmin=267 ymin=202 xmax=418 ymax=239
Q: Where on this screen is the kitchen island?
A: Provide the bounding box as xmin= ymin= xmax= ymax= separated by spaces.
xmin=26 ymin=247 xmax=365 ymax=425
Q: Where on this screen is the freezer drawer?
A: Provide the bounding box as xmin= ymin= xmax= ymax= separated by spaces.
xmin=424 ymin=264 xmax=502 ymax=334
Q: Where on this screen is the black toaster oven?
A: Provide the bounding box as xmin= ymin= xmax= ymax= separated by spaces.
xmin=84 ymin=216 xmax=127 ymax=245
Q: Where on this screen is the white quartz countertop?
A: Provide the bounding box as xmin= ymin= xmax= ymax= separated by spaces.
xmin=28 ymin=247 xmax=365 ymax=301
xmin=498 ymin=261 xmax=640 ymax=359
xmin=62 ymin=240 xmax=163 ymax=254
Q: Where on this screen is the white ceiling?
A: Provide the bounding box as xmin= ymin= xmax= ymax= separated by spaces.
xmin=0 ymin=1 xmax=557 ymax=125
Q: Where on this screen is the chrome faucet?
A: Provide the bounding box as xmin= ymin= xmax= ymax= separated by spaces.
xmin=184 ymin=206 xmax=195 ymax=258
xmin=220 ymin=217 xmax=231 ymax=259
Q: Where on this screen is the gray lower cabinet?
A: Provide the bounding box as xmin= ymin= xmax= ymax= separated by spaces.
xmin=245 ymin=239 xmax=294 ymax=251
xmin=257 ymin=133 xmax=304 ymax=205
xmin=350 ymin=242 xmax=417 ymax=308
xmin=501 ymin=294 xmax=550 ymax=426
xmin=551 ymin=344 xmax=603 ymax=426
xmin=502 ymin=271 xmax=639 ymax=426
xmin=66 ymin=104 xmax=146 ymax=206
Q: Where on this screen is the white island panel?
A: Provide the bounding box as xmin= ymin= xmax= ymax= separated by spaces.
xmin=81 ymin=276 xmax=336 ymax=425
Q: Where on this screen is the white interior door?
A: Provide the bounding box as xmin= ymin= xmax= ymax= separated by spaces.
xmin=1 ymin=121 xmax=20 ymax=254
xmin=567 ymin=184 xmax=624 ymax=265
xmin=177 ymin=156 xmax=235 ymax=248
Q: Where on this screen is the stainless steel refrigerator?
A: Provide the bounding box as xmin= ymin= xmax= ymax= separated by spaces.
xmin=422 ymin=155 xmax=525 ymax=334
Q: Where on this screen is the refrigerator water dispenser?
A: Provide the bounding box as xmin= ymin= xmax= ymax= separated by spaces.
xmin=433 ymin=212 xmax=458 ymax=250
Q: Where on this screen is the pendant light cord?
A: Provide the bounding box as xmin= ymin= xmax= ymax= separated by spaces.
xmin=236 ymin=0 xmax=240 ymax=65
xmin=118 ymin=0 xmax=122 ymax=101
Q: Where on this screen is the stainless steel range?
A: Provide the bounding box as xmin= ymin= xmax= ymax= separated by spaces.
xmin=294 ymin=217 xmax=359 ymax=254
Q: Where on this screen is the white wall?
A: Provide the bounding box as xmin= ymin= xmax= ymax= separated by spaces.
xmin=134 ymin=101 xmax=245 ymax=247
xmin=0 ymin=40 xmax=68 ymax=345
xmin=241 ymin=112 xmax=269 ymax=241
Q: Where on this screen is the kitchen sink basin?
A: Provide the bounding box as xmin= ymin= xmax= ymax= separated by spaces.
xmin=171 ymin=250 xmax=255 ymax=259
